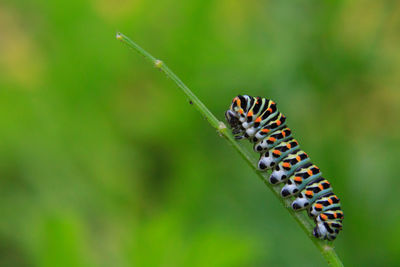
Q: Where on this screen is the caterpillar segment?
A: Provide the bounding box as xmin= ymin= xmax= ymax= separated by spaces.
xmin=309 ymin=193 xmax=341 ymax=217
xmin=281 ymin=164 xmax=322 ymax=198
xmin=225 ymin=95 xmax=343 ymax=240
xmin=258 ymin=139 xmax=299 ymax=170
xmin=314 ymin=210 xmax=343 ymax=240
xmin=253 ymin=127 xmax=292 ymax=153
xmin=269 ymin=150 xmax=310 ymax=184
xmin=314 ymin=220 xmax=343 ymax=241
xmin=291 ymin=178 xmax=332 ymax=210
xmin=251 ymin=113 xmax=286 ymax=142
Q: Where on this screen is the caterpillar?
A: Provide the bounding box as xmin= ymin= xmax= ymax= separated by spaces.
xmin=225 ymin=95 xmax=343 ymax=241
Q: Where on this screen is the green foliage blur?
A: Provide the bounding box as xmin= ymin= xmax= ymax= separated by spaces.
xmin=0 ymin=0 xmax=399 ymax=266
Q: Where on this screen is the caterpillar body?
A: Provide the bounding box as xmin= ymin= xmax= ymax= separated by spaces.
xmin=225 ymin=95 xmax=343 ymax=241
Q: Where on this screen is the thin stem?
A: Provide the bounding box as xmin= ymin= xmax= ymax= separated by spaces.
xmin=117 ymin=32 xmax=344 ymax=267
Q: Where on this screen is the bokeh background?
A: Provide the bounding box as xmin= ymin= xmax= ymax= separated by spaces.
xmin=1 ymin=0 xmax=399 ymax=266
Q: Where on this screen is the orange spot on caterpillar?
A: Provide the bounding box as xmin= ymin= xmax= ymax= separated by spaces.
xmin=273 ymin=150 xmax=281 ymax=156
xmin=247 ymin=110 xmax=253 ymax=117
xmin=315 ymin=203 xmax=323 ymax=209
xmin=282 ymin=162 xmax=291 ymax=168
xmin=306 ymin=190 xmax=313 ymax=197
xmin=296 ymin=156 xmax=301 ymax=161
xmin=276 ymin=120 xmax=282 ymax=126
xmin=294 ymin=176 xmax=302 ymax=182
xmin=320 ymin=214 xmax=328 ymax=221
xmin=307 ymin=169 xmax=313 ymax=176
xmin=261 ymin=129 xmax=270 ymax=133
xmin=268 ymin=137 xmax=276 ymax=142
xmin=255 ymin=117 xmax=261 ymax=123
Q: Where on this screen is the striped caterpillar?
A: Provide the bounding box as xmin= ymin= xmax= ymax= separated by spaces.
xmin=225 ymin=95 xmax=343 ymax=240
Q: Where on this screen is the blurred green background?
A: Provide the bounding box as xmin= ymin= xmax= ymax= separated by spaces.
xmin=0 ymin=0 xmax=399 ymax=266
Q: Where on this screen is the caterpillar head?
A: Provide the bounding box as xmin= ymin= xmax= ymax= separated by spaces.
xmin=225 ymin=110 xmax=240 ymax=128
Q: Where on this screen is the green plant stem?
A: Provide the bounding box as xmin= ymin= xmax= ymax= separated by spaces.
xmin=117 ymin=32 xmax=344 ymax=267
